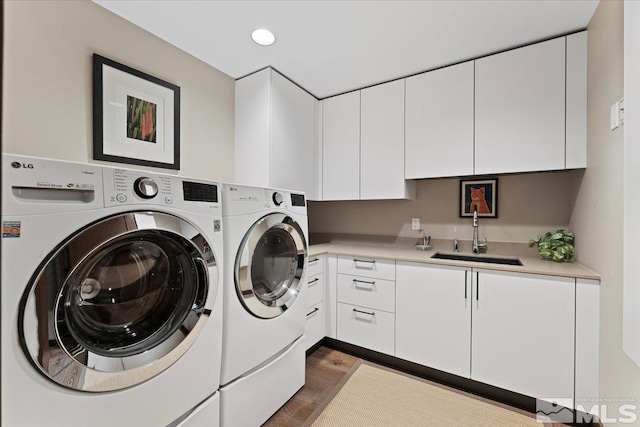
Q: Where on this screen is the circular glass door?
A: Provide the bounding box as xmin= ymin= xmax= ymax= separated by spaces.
xmin=235 ymin=214 xmax=307 ymax=319
xmin=20 ymin=211 xmax=216 ymax=392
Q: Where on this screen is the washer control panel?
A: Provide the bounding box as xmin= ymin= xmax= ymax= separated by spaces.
xmin=103 ymin=167 xmax=220 ymax=215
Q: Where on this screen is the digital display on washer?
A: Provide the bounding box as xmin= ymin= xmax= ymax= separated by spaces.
xmin=291 ymin=193 xmax=305 ymax=207
xmin=183 ymin=181 xmax=218 ymax=202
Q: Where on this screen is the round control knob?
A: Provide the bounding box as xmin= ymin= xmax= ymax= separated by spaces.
xmin=134 ymin=177 xmax=158 ymax=199
xmin=272 ymin=192 xmax=284 ymax=206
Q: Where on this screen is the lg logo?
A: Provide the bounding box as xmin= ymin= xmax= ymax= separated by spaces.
xmin=11 ymin=162 xmax=34 ymax=169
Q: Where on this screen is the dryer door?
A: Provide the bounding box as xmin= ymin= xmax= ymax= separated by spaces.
xmin=21 ymin=211 xmax=217 ymax=392
xmin=235 ymin=213 xmax=307 ymax=319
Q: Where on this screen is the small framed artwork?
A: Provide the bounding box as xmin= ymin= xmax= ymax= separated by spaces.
xmin=93 ymin=54 xmax=180 ymax=170
xmin=460 ymin=178 xmax=498 ymax=218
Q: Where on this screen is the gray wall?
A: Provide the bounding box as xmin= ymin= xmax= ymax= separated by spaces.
xmin=570 ymin=0 xmax=640 ymax=423
xmin=309 ymin=170 xmax=579 ymax=243
xmin=2 ymin=0 xmax=234 ymax=182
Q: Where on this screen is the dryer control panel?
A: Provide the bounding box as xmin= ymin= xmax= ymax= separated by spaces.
xmin=221 ymin=184 xmax=307 ymax=217
xmin=103 ymin=166 xmax=221 ymax=215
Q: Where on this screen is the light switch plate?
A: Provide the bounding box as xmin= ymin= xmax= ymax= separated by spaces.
xmin=412 ymin=218 xmax=420 ymax=230
xmin=611 ymin=101 xmax=620 ymax=130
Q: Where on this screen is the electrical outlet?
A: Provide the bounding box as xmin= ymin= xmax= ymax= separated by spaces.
xmin=412 ymin=218 xmax=420 ymax=231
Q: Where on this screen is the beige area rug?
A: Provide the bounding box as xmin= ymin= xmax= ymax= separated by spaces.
xmin=306 ymin=362 xmax=547 ymax=427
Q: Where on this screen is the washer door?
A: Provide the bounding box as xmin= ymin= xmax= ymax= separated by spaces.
xmin=235 ymin=213 xmax=307 ymax=319
xmin=20 ymin=211 xmax=217 ymax=392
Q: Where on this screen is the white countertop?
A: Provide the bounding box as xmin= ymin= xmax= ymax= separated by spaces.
xmin=308 ymin=240 xmax=600 ymax=280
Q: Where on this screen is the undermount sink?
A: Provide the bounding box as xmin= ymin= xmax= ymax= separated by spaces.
xmin=431 ymin=252 xmax=523 ymax=266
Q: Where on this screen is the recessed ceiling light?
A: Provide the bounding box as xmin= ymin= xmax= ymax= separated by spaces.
xmin=251 ymin=29 xmax=275 ymax=46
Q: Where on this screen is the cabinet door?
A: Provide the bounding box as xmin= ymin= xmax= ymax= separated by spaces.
xmin=270 ymin=70 xmax=317 ymax=197
xmin=475 ymin=38 xmax=566 ymax=174
xmin=305 ymin=302 xmax=325 ymax=350
xmin=360 ymin=80 xmax=411 ymax=199
xmin=396 ymin=262 xmax=471 ymax=378
xmin=566 ymin=31 xmax=587 ymax=169
xmin=472 ymin=270 xmax=574 ymax=402
xmin=337 ymin=302 xmax=395 ymax=355
xmin=405 ymin=62 xmax=474 ymax=179
xmin=234 ymin=68 xmax=271 ymax=186
xmin=322 ymin=92 xmax=360 ymax=200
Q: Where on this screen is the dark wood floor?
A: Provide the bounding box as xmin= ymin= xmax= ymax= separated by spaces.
xmin=263 ymin=346 xmax=358 ymax=426
xmin=263 ymin=346 xmax=571 ymax=427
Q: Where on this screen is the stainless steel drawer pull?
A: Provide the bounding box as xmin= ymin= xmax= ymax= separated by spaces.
xmin=353 ymin=258 xmax=376 ymax=264
xmin=353 ymin=278 xmax=375 ymax=285
xmin=309 ymin=258 xmax=320 ymax=263
xmin=353 ymin=308 xmax=375 ymax=316
xmin=306 ymin=307 xmax=320 ymax=317
xmin=308 ymin=278 xmax=320 ymax=285
xmin=465 ymin=270 xmax=468 ymax=299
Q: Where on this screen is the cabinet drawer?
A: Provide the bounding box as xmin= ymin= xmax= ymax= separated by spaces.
xmin=306 ymin=273 xmax=324 ymax=308
xmin=305 ymin=302 xmax=325 ymax=350
xmin=307 ymin=255 xmax=324 ymax=277
xmin=337 ymin=303 xmax=395 ymax=356
xmin=337 ymin=255 xmax=395 ymax=280
xmin=337 ymin=274 xmax=395 ymax=313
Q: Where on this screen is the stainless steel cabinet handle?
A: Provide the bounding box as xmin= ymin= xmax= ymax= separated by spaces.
xmin=353 ymin=278 xmax=375 ymax=285
xmin=308 ymin=278 xmax=320 ymax=285
xmin=464 ymin=270 xmax=468 ymax=299
xmin=353 ymin=258 xmax=375 ymax=264
xmin=309 ymin=258 xmax=320 ymax=263
xmin=306 ymin=307 xmax=320 ymax=317
xmin=353 ymin=308 xmax=375 ymax=316
xmin=476 ymin=271 xmax=479 ymax=301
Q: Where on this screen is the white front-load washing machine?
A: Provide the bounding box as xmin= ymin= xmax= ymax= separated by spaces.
xmin=219 ymin=184 xmax=309 ymax=427
xmin=1 ymin=154 xmax=223 ymax=427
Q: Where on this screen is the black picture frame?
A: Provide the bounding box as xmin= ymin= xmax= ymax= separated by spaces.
xmin=93 ymin=54 xmax=180 ymax=170
xmin=460 ymin=178 xmax=498 ymax=218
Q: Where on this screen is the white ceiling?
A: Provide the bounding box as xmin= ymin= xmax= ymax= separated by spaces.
xmin=94 ymin=0 xmax=599 ymax=99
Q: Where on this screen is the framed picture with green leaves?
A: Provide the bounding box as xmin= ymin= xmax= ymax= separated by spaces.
xmin=93 ymin=54 xmax=180 ymax=170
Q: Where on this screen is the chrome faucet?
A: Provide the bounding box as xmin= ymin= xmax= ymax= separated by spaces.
xmin=472 ymin=208 xmax=488 ymax=254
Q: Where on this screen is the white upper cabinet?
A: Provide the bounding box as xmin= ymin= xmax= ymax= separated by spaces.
xmin=361 ymin=80 xmax=414 ymax=199
xmin=566 ymin=31 xmax=588 ymax=169
xmin=322 ymin=91 xmax=361 ymax=200
xmin=234 ymin=68 xmax=318 ymax=199
xmin=475 ymin=37 xmax=566 ymax=175
xmin=405 ymin=62 xmax=475 ymax=179
xmin=234 ymin=68 xmax=271 ymax=188
xmin=270 ymin=71 xmax=317 ymax=196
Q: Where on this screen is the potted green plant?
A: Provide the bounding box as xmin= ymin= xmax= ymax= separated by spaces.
xmin=528 ymin=230 xmax=575 ymax=262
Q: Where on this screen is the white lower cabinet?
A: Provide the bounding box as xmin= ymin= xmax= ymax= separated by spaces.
xmin=396 ymin=262 xmax=471 ymax=378
xmin=337 ymin=302 xmax=395 ymax=355
xmin=305 ymin=301 xmax=325 ymax=350
xmin=337 ymin=274 xmax=395 ymax=313
xmin=336 ymin=257 xmax=396 ymax=355
xmin=307 ymin=273 xmax=324 ymax=308
xmin=471 ymin=270 xmax=575 ymax=404
xmin=318 ymin=253 xmax=596 ymax=408
xmin=304 ymin=255 xmax=326 ymax=350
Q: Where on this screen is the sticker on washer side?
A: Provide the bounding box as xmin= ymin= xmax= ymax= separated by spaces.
xmin=2 ymin=221 xmax=21 ymax=238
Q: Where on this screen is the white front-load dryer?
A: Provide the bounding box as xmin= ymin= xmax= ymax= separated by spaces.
xmin=1 ymin=154 xmax=223 ymax=427
xmin=219 ymin=184 xmax=309 ymax=427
